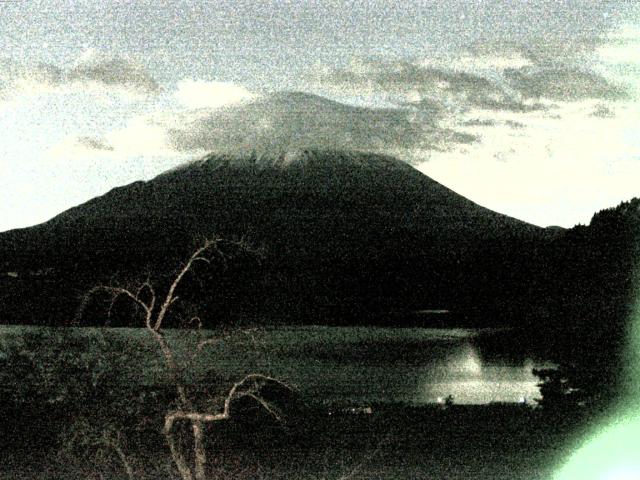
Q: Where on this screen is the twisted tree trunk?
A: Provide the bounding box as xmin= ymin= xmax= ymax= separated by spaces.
xmin=80 ymin=239 xmax=288 ymax=480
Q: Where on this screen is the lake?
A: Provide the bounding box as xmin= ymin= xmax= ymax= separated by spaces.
xmin=0 ymin=325 xmax=543 ymax=406
xmin=226 ymin=326 xmax=543 ymax=405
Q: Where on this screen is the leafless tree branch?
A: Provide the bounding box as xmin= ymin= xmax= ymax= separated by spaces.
xmin=78 ymin=238 xmax=287 ymax=480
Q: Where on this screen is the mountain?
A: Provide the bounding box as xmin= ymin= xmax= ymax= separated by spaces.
xmin=0 ymin=149 xmax=550 ymax=326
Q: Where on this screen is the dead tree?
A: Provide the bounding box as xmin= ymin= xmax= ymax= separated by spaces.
xmin=79 ymin=238 xmax=290 ymax=480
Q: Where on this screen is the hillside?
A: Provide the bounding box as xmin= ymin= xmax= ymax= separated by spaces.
xmin=0 ymin=149 xmax=549 ymax=326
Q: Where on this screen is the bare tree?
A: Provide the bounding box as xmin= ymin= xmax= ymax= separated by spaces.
xmin=79 ymin=238 xmax=290 ymax=480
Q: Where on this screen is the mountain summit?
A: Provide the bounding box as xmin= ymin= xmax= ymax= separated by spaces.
xmin=0 ymin=150 xmax=545 ymax=326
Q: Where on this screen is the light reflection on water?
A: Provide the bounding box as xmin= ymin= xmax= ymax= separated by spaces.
xmin=424 ymin=379 xmax=538 ymax=405
xmin=418 ymin=343 xmax=540 ymax=404
xmin=245 ymin=328 xmax=543 ymax=405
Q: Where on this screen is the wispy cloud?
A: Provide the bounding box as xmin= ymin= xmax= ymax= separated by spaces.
xmin=66 ymin=49 xmax=159 ymax=94
xmin=308 ymin=57 xmax=540 ymax=114
xmin=0 ymin=59 xmax=62 ymax=98
xmin=166 ymin=91 xmax=476 ymax=155
xmin=50 ymin=117 xmax=170 ymax=159
xmin=309 ymin=48 xmax=626 ymax=116
xmin=75 ymin=136 xmax=114 ymax=152
xmin=597 ymin=24 xmax=640 ymax=64
xmin=418 ymin=99 xmax=640 ymax=227
xmin=0 ymin=50 xmax=159 ymax=103
xmin=504 ymin=67 xmax=626 ymax=101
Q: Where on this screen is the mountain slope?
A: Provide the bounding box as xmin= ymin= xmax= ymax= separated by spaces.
xmin=0 ymin=150 xmax=547 ymax=326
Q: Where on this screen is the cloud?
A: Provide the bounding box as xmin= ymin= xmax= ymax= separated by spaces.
xmin=76 ymin=136 xmax=114 ymax=151
xmin=461 ymin=118 xmax=497 ymax=127
xmin=590 ymin=104 xmax=615 ymax=118
xmin=0 ymin=59 xmax=63 ymax=98
xmin=597 ymin=25 xmax=640 ymax=64
xmin=594 ymin=23 xmax=640 ymax=99
xmin=458 ymin=42 xmax=534 ymax=69
xmin=66 ymin=50 xmax=159 ymax=94
xmin=300 ymin=33 xmax=636 ymax=227
xmin=504 ymin=67 xmax=626 ymax=101
xmin=504 ymin=120 xmax=525 ymax=129
xmin=309 ymin=57 xmax=539 ymax=114
xmin=106 ymin=117 xmax=169 ymax=155
xmin=0 ymin=50 xmax=159 ymax=102
xmin=36 ymin=22 xmax=640 ymax=231
xmin=166 ymin=91 xmax=476 ymax=157
xmin=377 ymin=29 xmax=639 ymax=228
xmin=49 ymin=136 xmax=112 ymax=159
xmin=309 ymin=35 xmax=629 ymax=116
xmin=598 ymin=41 xmax=640 ymax=66
xmin=455 ymin=53 xmax=532 ymax=71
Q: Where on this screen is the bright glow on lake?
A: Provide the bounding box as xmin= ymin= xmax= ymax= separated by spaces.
xmin=421 ymin=342 xmax=540 ymax=404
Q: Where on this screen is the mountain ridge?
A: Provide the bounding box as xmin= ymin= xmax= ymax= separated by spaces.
xmin=20 ymin=149 xmax=538 ymax=233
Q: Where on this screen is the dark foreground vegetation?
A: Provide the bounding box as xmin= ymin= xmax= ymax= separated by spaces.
xmin=1 ymin=404 xmax=581 ymax=480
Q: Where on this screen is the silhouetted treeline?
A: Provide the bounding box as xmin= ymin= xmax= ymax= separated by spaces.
xmin=528 ymin=198 xmax=640 ymax=409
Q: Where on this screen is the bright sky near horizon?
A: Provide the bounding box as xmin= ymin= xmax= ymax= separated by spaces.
xmin=1 ymin=0 xmax=639 ymax=232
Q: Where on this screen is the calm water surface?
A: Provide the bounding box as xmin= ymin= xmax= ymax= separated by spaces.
xmin=204 ymin=326 xmax=543 ymax=405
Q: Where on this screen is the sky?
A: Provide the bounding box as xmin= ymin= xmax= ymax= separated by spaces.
xmin=1 ymin=0 xmax=639 ymax=231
